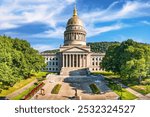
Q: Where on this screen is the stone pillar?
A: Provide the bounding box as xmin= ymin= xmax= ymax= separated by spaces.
xmin=80 ymin=55 xmax=82 ymax=67
xmin=82 ymin=55 xmax=84 ymax=67
xmin=66 ymin=54 xmax=68 ymax=67
xmin=85 ymin=55 xmax=87 ymax=67
xmin=76 ymin=54 xmax=78 ymax=67
xmin=64 ymin=54 xmax=66 ymax=67
xmin=69 ymin=54 xmax=71 ymax=67
xmin=73 ymin=54 xmax=74 ymax=67
xmin=67 ymin=54 xmax=69 ymax=67
xmin=79 ymin=54 xmax=81 ymax=67
xmin=63 ymin=54 xmax=64 ymax=67
xmin=70 ymin=54 xmax=72 ymax=67
xmin=83 ymin=54 xmax=84 ymax=67
xmin=65 ymin=54 xmax=67 ymax=67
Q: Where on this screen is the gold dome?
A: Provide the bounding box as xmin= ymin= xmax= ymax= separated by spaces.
xmin=67 ymin=6 xmax=83 ymax=26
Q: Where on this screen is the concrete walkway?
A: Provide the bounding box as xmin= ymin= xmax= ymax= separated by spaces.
xmin=6 ymin=79 xmax=37 ymax=99
xmin=115 ymin=81 xmax=150 ymax=100
xmin=125 ymin=87 xmax=147 ymax=99
xmin=31 ymin=75 xmax=119 ymax=100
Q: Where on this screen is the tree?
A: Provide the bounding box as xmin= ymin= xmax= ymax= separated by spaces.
xmin=0 ymin=35 xmax=45 ymax=90
xmin=101 ymin=39 xmax=150 ymax=81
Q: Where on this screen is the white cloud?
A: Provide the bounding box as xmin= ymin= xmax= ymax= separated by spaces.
xmin=86 ymin=23 xmax=127 ymax=37
xmin=81 ymin=1 xmax=150 ymax=24
xmin=0 ymin=0 xmax=150 ymax=39
xmin=0 ymin=0 xmax=75 ymax=29
xmin=32 ymin=44 xmax=56 ymax=52
xmin=33 ymin=27 xmax=65 ymax=38
xmin=80 ymin=1 xmax=150 ymax=37
xmin=0 ymin=23 xmax=18 ymax=30
xmin=141 ymin=21 xmax=150 ymax=25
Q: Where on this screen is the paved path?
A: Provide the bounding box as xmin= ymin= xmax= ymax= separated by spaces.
xmin=6 ymin=79 xmax=37 ymax=99
xmin=125 ymin=87 xmax=146 ymax=99
xmin=114 ymin=81 xmax=150 ymax=100
xmin=31 ymin=75 xmax=119 ymax=100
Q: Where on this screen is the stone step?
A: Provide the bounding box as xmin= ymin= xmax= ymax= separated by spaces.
xmin=60 ymin=68 xmax=89 ymax=76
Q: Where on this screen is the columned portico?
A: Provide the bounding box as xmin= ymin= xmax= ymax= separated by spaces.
xmin=62 ymin=53 xmax=88 ymax=68
xmin=42 ymin=5 xmax=105 ymax=76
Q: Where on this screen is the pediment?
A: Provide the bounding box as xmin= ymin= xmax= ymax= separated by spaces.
xmin=62 ymin=47 xmax=89 ymax=53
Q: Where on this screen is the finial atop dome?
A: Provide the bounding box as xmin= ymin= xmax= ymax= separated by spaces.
xmin=73 ymin=2 xmax=77 ymax=16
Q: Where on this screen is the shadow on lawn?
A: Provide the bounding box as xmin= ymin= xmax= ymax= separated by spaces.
xmin=0 ymin=96 xmax=9 ymax=100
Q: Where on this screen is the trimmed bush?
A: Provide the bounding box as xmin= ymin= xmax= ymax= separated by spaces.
xmin=91 ymin=71 xmax=114 ymax=76
xmin=51 ymin=84 xmax=62 ymax=94
xmin=89 ymin=84 xmax=100 ymax=94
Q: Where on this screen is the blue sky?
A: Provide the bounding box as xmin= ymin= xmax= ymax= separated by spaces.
xmin=0 ymin=0 xmax=150 ymax=51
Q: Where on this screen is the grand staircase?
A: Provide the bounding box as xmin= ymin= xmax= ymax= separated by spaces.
xmin=60 ymin=68 xmax=90 ymax=76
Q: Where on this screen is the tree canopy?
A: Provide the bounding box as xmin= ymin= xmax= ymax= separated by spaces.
xmin=0 ymin=35 xmax=45 ymax=90
xmin=87 ymin=42 xmax=120 ymax=53
xmin=101 ymin=39 xmax=150 ymax=81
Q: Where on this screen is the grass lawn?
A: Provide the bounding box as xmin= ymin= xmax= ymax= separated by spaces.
xmin=11 ymin=84 xmax=37 ymax=100
xmin=131 ymin=85 xmax=150 ymax=95
xmin=91 ymin=71 xmax=114 ymax=76
xmin=0 ymin=72 xmax=48 ymax=97
xmin=107 ymin=82 xmax=137 ymax=100
xmin=114 ymin=89 xmax=137 ymax=100
xmin=92 ymin=71 xmax=120 ymax=80
xmin=0 ymin=76 xmax=36 ymax=97
xmin=34 ymin=72 xmax=49 ymax=78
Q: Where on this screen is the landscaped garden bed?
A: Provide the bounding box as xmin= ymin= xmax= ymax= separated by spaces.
xmin=51 ymin=84 xmax=62 ymax=94
xmin=23 ymin=82 xmax=45 ymax=100
xmin=89 ymin=83 xmax=100 ymax=94
xmin=91 ymin=71 xmax=114 ymax=76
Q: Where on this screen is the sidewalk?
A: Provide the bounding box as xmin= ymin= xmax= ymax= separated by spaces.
xmin=6 ymin=79 xmax=37 ymax=99
xmin=115 ymin=81 xmax=150 ymax=100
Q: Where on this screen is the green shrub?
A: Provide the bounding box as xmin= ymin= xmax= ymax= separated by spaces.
xmin=37 ymin=77 xmax=46 ymax=82
xmin=91 ymin=71 xmax=114 ymax=76
xmin=89 ymin=84 xmax=100 ymax=94
xmin=51 ymin=84 xmax=62 ymax=94
xmin=141 ymin=79 xmax=150 ymax=85
xmin=34 ymin=82 xmax=38 ymax=85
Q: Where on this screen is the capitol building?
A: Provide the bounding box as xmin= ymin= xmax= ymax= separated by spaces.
xmin=41 ymin=6 xmax=105 ymax=76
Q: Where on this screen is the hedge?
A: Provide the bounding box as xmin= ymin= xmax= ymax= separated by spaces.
xmin=89 ymin=84 xmax=100 ymax=94
xmin=51 ymin=84 xmax=62 ymax=94
xmin=23 ymin=82 xmax=45 ymax=100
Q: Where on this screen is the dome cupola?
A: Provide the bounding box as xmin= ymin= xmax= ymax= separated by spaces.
xmin=64 ymin=5 xmax=86 ymax=46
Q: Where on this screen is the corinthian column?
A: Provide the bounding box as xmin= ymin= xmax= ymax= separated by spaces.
xmin=69 ymin=54 xmax=71 ymax=67
xmin=76 ymin=54 xmax=77 ymax=67
xmin=73 ymin=54 xmax=74 ymax=67
xmin=63 ymin=54 xmax=64 ymax=67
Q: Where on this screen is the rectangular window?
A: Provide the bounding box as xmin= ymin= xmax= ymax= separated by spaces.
xmin=92 ymin=62 xmax=94 ymax=65
xmin=96 ymin=62 xmax=98 ymax=65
